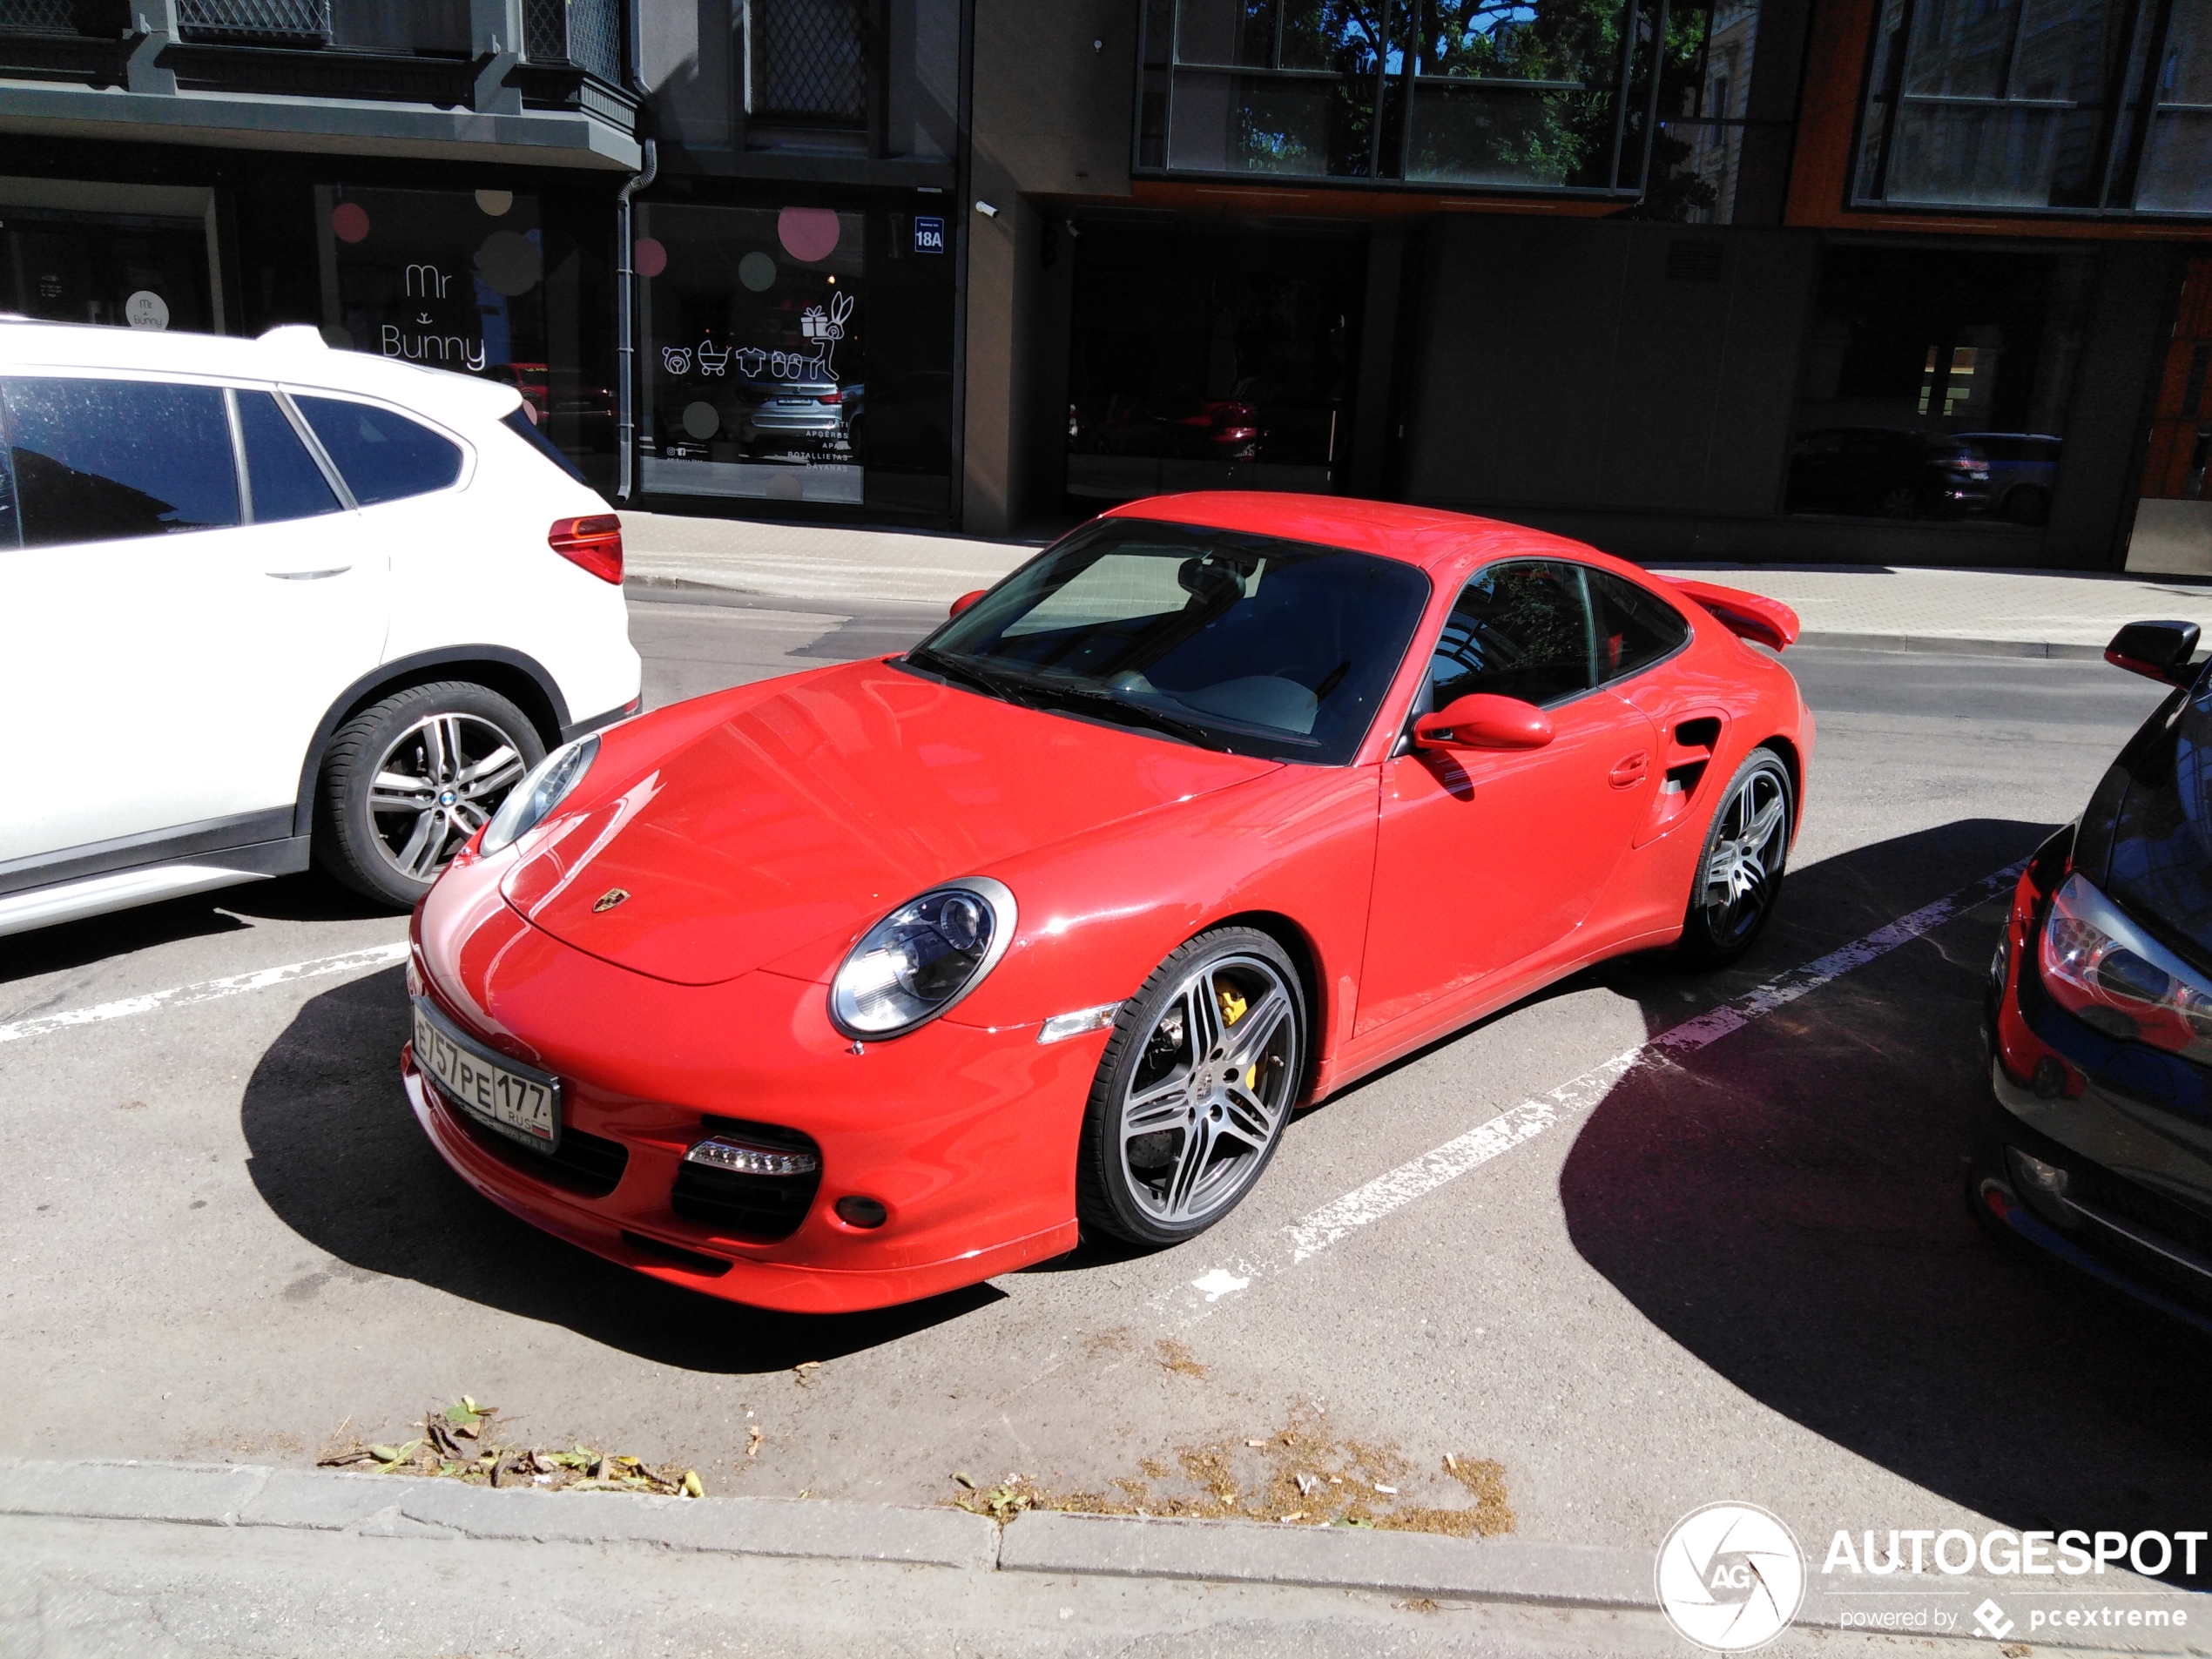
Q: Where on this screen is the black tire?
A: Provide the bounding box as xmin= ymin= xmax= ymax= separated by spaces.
xmin=1878 ymin=483 xmax=1919 ymax=518
xmin=313 ymin=681 xmax=544 ymax=910
xmin=1676 ymin=747 xmax=1794 ymax=968
xmin=1076 ymin=927 xmax=1306 ymax=1247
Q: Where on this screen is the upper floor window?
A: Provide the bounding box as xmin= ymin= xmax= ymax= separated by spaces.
xmin=1136 ymin=0 xmax=1733 ymax=198
xmin=1854 ymin=0 xmax=2209 ymax=216
xmin=745 ymin=0 xmax=872 ymax=131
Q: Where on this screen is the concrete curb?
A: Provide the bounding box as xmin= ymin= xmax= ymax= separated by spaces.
xmin=0 ymin=1456 xmax=1624 ymax=1604
xmin=998 ymin=1508 xmax=1651 ymax=1606
xmin=6 ymin=1456 xmax=2203 ymax=1650
xmin=1797 ymin=630 xmax=2107 ymax=659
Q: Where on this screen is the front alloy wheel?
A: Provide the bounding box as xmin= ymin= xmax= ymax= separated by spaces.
xmin=1078 ymin=927 xmax=1305 ymax=1245
xmin=1677 ymin=748 xmax=1793 ymax=967
xmin=314 ymin=680 xmax=544 ymax=909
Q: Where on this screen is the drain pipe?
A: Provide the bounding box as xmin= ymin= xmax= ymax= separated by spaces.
xmin=615 ymin=6 xmax=657 ymax=502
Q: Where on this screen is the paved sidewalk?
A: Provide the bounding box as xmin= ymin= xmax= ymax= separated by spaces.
xmin=619 ymin=510 xmax=2212 ymax=655
xmin=3 ymin=1459 xmax=2197 ymax=1656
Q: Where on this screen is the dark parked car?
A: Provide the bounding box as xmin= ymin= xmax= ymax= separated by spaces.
xmin=1979 ymin=619 xmax=2212 ymax=1332
xmin=1956 ymin=432 xmax=2061 ymax=525
xmin=1785 ymin=427 xmax=1991 ymax=519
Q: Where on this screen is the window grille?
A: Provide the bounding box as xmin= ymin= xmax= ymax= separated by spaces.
xmin=748 ymin=0 xmax=868 ymax=125
xmin=176 ymin=0 xmax=332 ymax=44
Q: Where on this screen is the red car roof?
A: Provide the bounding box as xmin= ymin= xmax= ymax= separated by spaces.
xmin=1104 ymin=492 xmax=1586 ymax=574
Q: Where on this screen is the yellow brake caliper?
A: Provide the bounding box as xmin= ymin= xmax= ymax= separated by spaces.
xmin=1217 ymin=985 xmax=1259 ymax=1090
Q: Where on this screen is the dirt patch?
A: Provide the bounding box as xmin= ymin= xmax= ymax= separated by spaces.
xmin=948 ymin=1406 xmax=1514 ymax=1537
xmin=1154 ymin=1338 xmax=1207 ymax=1378
xmin=319 ymin=1397 xmax=703 ymax=1498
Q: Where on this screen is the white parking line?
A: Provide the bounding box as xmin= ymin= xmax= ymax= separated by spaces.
xmin=0 ymin=941 xmax=409 ymax=1047
xmin=1155 ymin=859 xmax=2028 ymax=1324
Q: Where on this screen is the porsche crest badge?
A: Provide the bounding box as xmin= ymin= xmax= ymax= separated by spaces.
xmin=593 ymin=887 xmax=631 ymax=913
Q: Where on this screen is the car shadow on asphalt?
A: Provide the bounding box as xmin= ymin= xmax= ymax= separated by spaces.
xmin=3 ymin=870 xmax=398 ymax=988
xmin=239 ymin=963 xmax=1001 ymax=1372
xmin=1557 ymin=813 xmax=2212 ymax=1582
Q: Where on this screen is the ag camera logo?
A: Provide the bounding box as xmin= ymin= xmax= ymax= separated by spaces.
xmin=1656 ymin=1502 xmax=1807 ymax=1651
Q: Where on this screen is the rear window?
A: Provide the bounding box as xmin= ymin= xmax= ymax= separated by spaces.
xmin=2 ymin=376 xmax=239 ymax=546
xmin=293 ymin=395 xmax=462 ymax=505
xmin=501 ymin=407 xmax=590 ymax=487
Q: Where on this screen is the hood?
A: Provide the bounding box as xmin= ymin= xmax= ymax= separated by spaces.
xmin=2096 ymin=680 xmax=2212 ymax=971
xmin=500 ymin=659 xmax=1279 ymax=986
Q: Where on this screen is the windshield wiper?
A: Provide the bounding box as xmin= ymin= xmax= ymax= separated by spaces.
xmin=904 ymin=644 xmax=1028 ymax=705
xmin=1022 ymin=684 xmax=1221 ymax=749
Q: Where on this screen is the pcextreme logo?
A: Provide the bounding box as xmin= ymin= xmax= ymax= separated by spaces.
xmin=1656 ymin=1502 xmax=1808 ymax=1652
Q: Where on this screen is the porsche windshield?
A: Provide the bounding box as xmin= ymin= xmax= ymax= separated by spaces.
xmin=908 ymin=518 xmax=1431 ymax=765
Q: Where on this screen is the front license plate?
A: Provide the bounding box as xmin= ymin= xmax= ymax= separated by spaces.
xmin=412 ymin=997 xmax=562 ymax=1153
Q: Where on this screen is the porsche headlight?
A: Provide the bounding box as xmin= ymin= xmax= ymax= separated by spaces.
xmin=480 ymin=735 xmax=599 ymax=856
xmin=830 ymin=877 xmax=1017 ymax=1038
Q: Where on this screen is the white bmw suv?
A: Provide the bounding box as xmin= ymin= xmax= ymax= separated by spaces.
xmin=0 ymin=319 xmax=641 ymax=934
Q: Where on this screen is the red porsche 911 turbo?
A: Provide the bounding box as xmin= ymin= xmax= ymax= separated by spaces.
xmin=403 ymin=494 xmax=1811 ymax=1312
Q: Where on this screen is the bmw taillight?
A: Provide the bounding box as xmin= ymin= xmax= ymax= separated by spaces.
xmin=549 ymin=514 xmax=623 ymax=584
xmin=818 ymin=389 xmax=843 ymax=405
xmin=2039 ymin=873 xmax=2212 ymax=1062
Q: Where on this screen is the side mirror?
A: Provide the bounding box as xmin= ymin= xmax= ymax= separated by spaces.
xmin=2107 ymin=620 xmax=2201 ymax=687
xmin=1413 ymin=693 xmax=1554 ymax=752
xmin=948 ymin=589 xmax=987 ymax=619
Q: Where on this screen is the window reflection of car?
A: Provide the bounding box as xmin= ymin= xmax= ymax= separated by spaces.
xmin=1956 ymin=432 xmax=2061 ymax=525
xmin=848 ymin=369 xmax=953 ymax=470
xmin=1076 ymin=395 xmax=1260 ymax=461
xmin=1785 ymin=426 xmax=1991 ymax=519
xmin=738 ymin=375 xmax=846 ymax=456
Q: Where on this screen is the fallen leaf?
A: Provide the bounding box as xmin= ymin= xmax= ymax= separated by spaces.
xmin=745 ymin=1426 xmax=763 ymax=1458
xmin=953 ymin=1472 xmax=976 ymax=1489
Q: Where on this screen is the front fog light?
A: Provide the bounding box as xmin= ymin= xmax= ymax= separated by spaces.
xmin=2006 ymin=1146 xmax=2078 ymax=1229
xmin=685 ymin=1136 xmax=819 ymax=1177
xmin=831 ymin=877 xmax=1016 ymax=1037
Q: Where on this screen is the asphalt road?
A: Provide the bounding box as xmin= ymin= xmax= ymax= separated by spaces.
xmin=4 ymin=595 xmax=2204 ymax=1602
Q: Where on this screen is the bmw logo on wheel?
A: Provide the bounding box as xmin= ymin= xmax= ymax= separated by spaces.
xmin=1656 ymin=1502 xmax=1806 ymax=1652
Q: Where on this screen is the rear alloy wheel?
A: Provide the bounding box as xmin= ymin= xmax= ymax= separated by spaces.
xmin=1878 ymin=484 xmax=1919 ymax=518
xmin=314 ymin=681 xmax=543 ymax=909
xmin=1077 ymin=927 xmax=1305 ymax=1246
xmin=1677 ymin=749 xmax=1793 ymax=968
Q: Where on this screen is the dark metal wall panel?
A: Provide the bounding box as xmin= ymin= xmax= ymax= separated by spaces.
xmin=2047 ymin=242 xmax=2181 ymax=571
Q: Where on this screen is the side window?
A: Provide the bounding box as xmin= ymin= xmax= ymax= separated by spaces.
xmin=293 ymin=395 xmax=462 ymax=505
xmin=2 ymin=377 xmax=239 ymax=546
xmin=236 ymin=391 xmax=341 ymax=523
xmin=1586 ymin=569 xmax=1690 ymax=684
xmin=1424 ymin=560 xmax=1594 ymax=711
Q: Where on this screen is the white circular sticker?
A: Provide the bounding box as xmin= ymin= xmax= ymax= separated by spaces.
xmin=1655 ymin=1502 xmax=1805 ymax=1652
xmin=125 ymin=290 xmax=169 ymax=330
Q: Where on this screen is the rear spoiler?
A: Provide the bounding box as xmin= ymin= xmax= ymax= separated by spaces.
xmin=1660 ymin=577 xmax=1801 ymax=652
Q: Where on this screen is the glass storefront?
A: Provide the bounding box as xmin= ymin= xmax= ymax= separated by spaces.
xmin=1066 ymin=224 xmax=1361 ymax=506
xmin=635 ymin=195 xmax=955 ymax=518
xmin=1788 ymin=244 xmax=2094 ymax=525
xmin=0 ymin=201 xmax=214 ymax=332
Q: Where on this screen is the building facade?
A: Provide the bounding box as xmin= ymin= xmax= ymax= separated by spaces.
xmin=3 ymin=0 xmax=2205 ymax=570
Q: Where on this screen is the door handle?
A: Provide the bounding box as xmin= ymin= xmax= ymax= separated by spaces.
xmin=265 ymin=566 xmax=351 ymax=580
xmin=1608 ymin=751 xmax=1649 ymax=788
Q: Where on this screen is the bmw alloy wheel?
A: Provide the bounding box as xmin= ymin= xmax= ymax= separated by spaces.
xmin=368 ymin=711 xmax=530 ymax=883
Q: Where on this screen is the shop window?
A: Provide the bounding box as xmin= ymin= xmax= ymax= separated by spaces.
xmin=1787 ymin=245 xmax=2093 ymax=526
xmin=1855 ymin=0 xmax=2210 ymax=215
xmin=1066 ymin=225 xmax=1359 ymax=507
xmin=637 ymin=203 xmax=865 ymax=506
xmin=0 ymin=206 xmax=212 ymax=333
xmin=316 ymin=185 xmax=552 ymax=411
xmin=1137 ymin=0 xmax=1683 ymax=197
xmin=3 ymin=378 xmax=239 ymax=546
